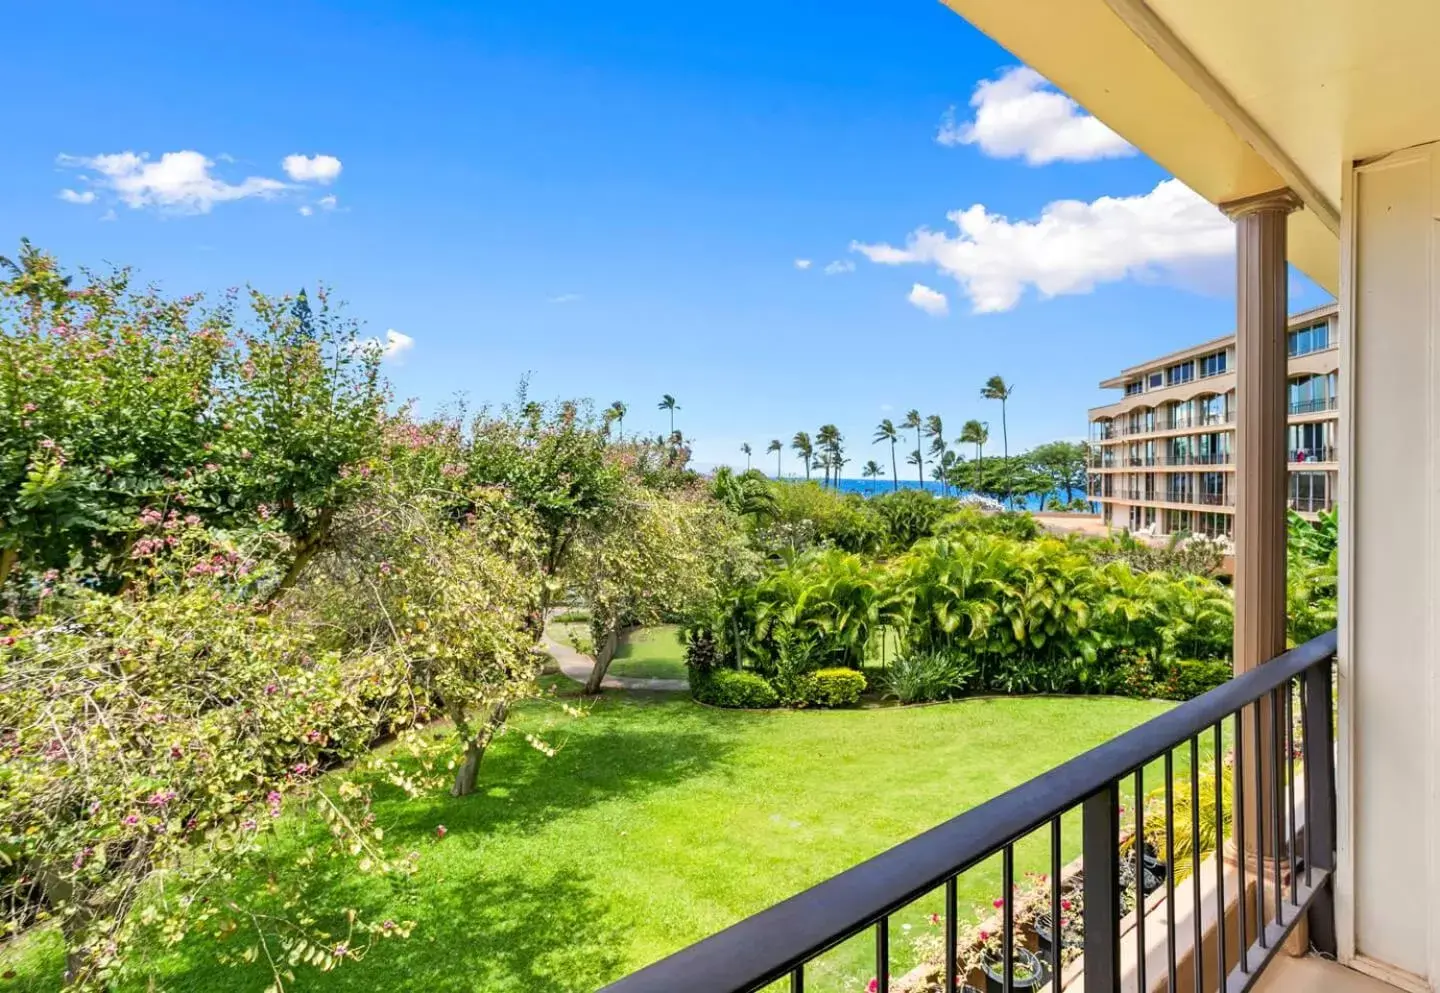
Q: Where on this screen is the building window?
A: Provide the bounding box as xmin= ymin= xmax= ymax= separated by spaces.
xmin=1165 ymin=509 xmax=1191 ymax=534
xmin=1288 ymin=374 xmax=1335 ymax=415
xmin=1166 ymin=360 xmax=1195 ymax=386
xmin=1124 ymin=380 xmax=1144 ymax=396
xmin=1196 ymin=512 xmax=1233 ymax=539
xmin=1289 ymin=421 xmax=1333 ymax=462
xmin=1148 ymin=372 xmax=1163 ymax=389
xmin=1198 ymin=350 xmax=1228 ymax=377
xmin=1288 ymin=322 xmax=1331 ymax=357
xmin=1290 ymin=471 xmax=1330 ymax=513
xmin=1198 ymin=394 xmax=1226 ymax=425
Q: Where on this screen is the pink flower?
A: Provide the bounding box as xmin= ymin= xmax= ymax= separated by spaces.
xmin=929 ymin=913 xmax=941 ymax=926
xmin=122 ymin=814 xmax=140 ymax=827
xmin=267 ymin=791 xmax=283 ymax=817
xmin=184 ymin=514 xmax=200 ymax=526
xmin=979 ymin=930 xmax=990 ymax=942
xmin=22 ymin=403 xmax=36 ymax=413
xmin=1061 ymin=899 xmax=1072 ymax=911
xmin=39 ymin=438 xmax=56 ymax=450
xmin=867 ymin=980 xmax=877 ymax=993
xmin=435 ymin=824 xmax=448 ymax=839
xmin=992 ymin=898 xmax=1004 ymax=909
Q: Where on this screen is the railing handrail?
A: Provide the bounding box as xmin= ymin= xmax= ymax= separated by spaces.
xmin=602 ymin=629 xmax=1338 ymax=993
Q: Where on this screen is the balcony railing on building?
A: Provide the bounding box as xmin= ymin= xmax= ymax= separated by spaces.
xmin=1289 ymin=494 xmax=1334 ymax=514
xmin=1287 ymin=397 xmax=1338 ymax=416
xmin=1288 ymin=447 xmax=1337 ymax=464
xmin=603 ymin=632 xmax=1339 ymax=993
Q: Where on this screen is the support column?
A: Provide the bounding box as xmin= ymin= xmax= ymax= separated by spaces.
xmin=1223 ymin=188 xmax=1300 ymax=674
xmin=1220 ymin=188 xmax=1301 ymax=932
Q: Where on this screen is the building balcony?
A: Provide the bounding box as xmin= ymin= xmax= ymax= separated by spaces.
xmin=1288 ymin=447 xmax=1337 ymax=465
xmin=1289 ymin=495 xmax=1335 ymax=515
xmin=1288 ymin=397 xmax=1338 ymax=416
xmin=604 ymin=633 xmax=1341 ymax=993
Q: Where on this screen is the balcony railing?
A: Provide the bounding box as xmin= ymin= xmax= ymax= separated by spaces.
xmin=1288 ymin=397 xmax=1338 ymax=416
xmin=1289 ymin=495 xmax=1334 ymax=514
xmin=603 ymin=631 xmax=1338 ymax=993
xmin=1289 ymin=447 xmax=1336 ymax=464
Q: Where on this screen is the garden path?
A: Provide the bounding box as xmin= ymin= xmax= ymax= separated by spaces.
xmin=542 ymin=626 xmax=689 ymax=692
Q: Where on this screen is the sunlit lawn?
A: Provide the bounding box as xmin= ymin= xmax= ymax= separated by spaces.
xmin=608 ymin=624 xmax=687 ymax=681
xmin=3 ymin=687 xmax=1182 ymax=993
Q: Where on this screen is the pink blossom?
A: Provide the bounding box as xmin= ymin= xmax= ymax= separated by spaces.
xmin=122 ymin=813 xmax=141 ymax=827
xmin=267 ymin=791 xmax=283 ymax=817
xmin=867 ymin=980 xmax=877 ymax=993
xmin=39 ymin=438 xmax=56 ymax=450
xmin=241 ymin=818 xmax=257 ymax=831
xmin=992 ymin=898 xmax=1004 ymax=909
xmin=21 ymin=403 xmax=36 ymax=413
xmin=184 ymin=514 xmax=200 ymax=526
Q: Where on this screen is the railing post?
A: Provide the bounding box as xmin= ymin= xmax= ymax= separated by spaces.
xmin=1303 ymin=656 xmax=1337 ymax=955
xmin=1083 ymin=782 xmax=1121 ymax=993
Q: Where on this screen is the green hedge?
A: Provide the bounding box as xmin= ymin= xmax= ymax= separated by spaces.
xmin=690 ymin=668 xmax=779 ymax=709
xmin=792 ymin=668 xmax=867 ymax=708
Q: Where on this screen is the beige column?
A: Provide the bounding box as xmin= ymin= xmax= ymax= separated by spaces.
xmin=1220 ymin=189 xmax=1301 ymax=928
xmin=1223 ymin=188 xmax=1301 ymax=675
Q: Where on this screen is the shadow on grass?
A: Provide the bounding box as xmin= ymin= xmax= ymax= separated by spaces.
xmin=125 ymin=697 xmax=734 ymax=992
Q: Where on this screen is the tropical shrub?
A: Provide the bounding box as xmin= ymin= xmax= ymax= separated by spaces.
xmin=792 ymin=667 xmax=867 ymax=707
xmin=762 ymin=481 xmax=883 ymax=553
xmin=689 ymin=668 xmax=779 ymax=708
xmin=870 ymin=488 xmax=953 ymax=549
xmin=933 ymin=507 xmax=1042 ymax=541
xmin=882 ymin=651 xmax=976 ymax=703
xmin=1087 ymin=530 xmax=1225 ymax=578
xmin=1164 ymin=658 xmax=1234 ymax=700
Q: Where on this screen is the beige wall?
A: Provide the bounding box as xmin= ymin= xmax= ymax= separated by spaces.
xmin=1342 ymin=141 xmax=1440 ymax=986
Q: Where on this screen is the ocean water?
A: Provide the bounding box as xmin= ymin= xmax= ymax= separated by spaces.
xmin=780 ymin=476 xmax=1053 ymax=511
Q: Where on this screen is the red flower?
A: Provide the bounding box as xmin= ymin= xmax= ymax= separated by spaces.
xmin=992 ymin=898 xmax=1004 ymax=909
xmin=435 ymin=824 xmax=448 ymax=839
xmin=867 ymin=980 xmax=878 ymax=993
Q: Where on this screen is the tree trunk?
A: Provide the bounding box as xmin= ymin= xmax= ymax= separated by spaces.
xmin=0 ymin=546 xmax=17 ymax=588
xmin=451 ymin=700 xmax=509 ymax=796
xmin=890 ymin=441 xmax=898 ymax=492
xmin=1001 ymin=400 xmax=1012 ymax=509
xmin=583 ymin=624 xmax=621 ymax=694
xmin=268 ymin=508 xmax=335 ymax=603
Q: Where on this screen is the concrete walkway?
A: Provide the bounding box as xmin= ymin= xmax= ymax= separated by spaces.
xmin=541 ymin=628 xmax=689 ymax=693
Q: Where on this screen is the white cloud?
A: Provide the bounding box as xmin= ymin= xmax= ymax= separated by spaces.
xmin=298 ymin=205 xmax=314 ymax=217
xmin=58 ymin=188 xmax=95 ymax=204
xmin=938 ymin=66 xmax=1134 ymax=165
xmin=99 ymin=208 xmax=117 ymax=222
xmin=907 ymin=283 xmax=949 ymax=316
xmin=548 ymin=293 xmax=582 ymax=304
xmin=282 ymin=154 xmax=342 ymax=184
xmin=823 ymin=259 xmax=855 ymax=276
xmin=794 ymin=258 xmax=813 ymax=270
xmin=357 ymin=329 xmax=414 ymax=362
xmin=57 ymin=150 xmax=287 ymax=214
xmin=317 ymin=194 xmax=338 ymax=210
xmin=852 ymin=178 xmax=1232 ymax=314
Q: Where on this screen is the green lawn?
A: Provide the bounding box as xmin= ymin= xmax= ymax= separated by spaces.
xmin=608 ymin=624 xmax=687 ymax=680
xmin=3 ymin=690 xmax=1183 ymax=993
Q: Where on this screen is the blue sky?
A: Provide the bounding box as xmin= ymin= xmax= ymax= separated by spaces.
xmin=2 ymin=0 xmax=1332 ymax=473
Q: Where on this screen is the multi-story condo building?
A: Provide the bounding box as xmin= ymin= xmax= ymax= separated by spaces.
xmin=1087 ymin=302 xmax=1338 ymax=539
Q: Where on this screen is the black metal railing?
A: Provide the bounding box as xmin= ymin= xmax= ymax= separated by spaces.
xmin=1288 ymin=397 xmax=1337 ymax=416
xmin=1289 ymin=495 xmax=1334 ymax=514
xmin=1289 ymin=447 xmax=1336 ymax=464
xmin=603 ymin=631 xmax=1337 ymax=993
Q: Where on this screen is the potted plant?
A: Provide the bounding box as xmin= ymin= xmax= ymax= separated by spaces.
xmin=967 ymin=920 xmax=1048 ymax=993
xmin=1033 ymin=888 xmax=1083 ymax=965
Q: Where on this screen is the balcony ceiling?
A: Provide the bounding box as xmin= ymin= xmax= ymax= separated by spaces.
xmin=938 ymin=0 xmax=1440 ymax=296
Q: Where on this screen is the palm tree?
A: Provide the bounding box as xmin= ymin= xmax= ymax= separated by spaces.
xmin=862 ymin=460 xmax=884 ymax=493
xmin=905 ymin=448 xmax=924 ymax=482
xmin=873 ymin=419 xmax=901 ymax=492
xmin=817 ymin=424 xmax=841 ymax=488
xmin=924 ymin=414 xmax=947 ymax=495
xmin=960 ymin=419 xmax=989 ymax=495
xmin=607 ymin=400 xmax=627 ymax=436
xmin=767 ymin=439 xmax=783 ymax=478
xmin=741 ymin=442 xmax=752 ymax=471
xmin=657 ymin=394 xmax=680 ymax=435
xmin=901 ymin=410 xmax=924 ymax=486
xmin=792 ymin=431 xmax=815 ymax=481
xmin=981 ymin=376 xmax=1015 ymax=508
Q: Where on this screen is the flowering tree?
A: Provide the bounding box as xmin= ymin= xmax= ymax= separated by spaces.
xmin=0 ymin=244 xmax=384 ymax=597
xmin=0 ymin=533 xmax=418 ymax=989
